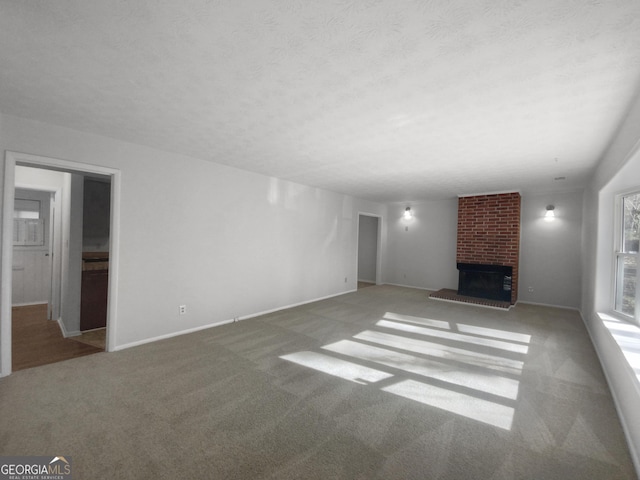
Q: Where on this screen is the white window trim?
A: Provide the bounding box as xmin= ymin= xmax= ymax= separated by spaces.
xmin=613 ymin=189 xmax=640 ymax=324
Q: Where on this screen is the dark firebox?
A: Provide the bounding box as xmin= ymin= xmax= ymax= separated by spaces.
xmin=457 ymin=263 xmax=513 ymax=303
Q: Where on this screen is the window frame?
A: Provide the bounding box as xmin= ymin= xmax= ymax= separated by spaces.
xmin=613 ymin=189 xmax=640 ymax=323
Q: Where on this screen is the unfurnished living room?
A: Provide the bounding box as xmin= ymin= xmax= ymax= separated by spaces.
xmin=1 ymin=1 xmax=640 ymax=479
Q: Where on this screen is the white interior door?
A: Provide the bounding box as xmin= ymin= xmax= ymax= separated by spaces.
xmin=12 ymin=189 xmax=52 ymax=307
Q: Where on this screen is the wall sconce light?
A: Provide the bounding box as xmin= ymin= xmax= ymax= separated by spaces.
xmin=403 ymin=206 xmax=413 ymax=220
xmin=544 ymin=204 xmax=555 ymax=221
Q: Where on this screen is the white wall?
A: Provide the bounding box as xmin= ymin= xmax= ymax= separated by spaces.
xmin=384 ymin=200 xmax=458 ymax=291
xmin=519 ymin=191 xmax=583 ymax=309
xmin=383 ymin=195 xmax=584 ymax=308
xmin=582 ymin=89 xmax=640 ymax=472
xmin=0 ymin=113 xmax=385 ymax=354
xmin=357 ymin=215 xmax=378 ymax=282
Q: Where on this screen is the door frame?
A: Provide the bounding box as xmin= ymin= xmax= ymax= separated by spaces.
xmin=48 ymin=189 xmax=58 ymax=320
xmin=1 ymin=151 xmax=121 ymax=377
xmin=356 ymin=212 xmax=382 ymax=285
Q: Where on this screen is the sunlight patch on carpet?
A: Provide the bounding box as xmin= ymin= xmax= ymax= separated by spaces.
xmin=383 ymin=379 xmax=514 ymax=430
xmin=353 ymin=330 xmax=524 ymax=375
xmin=376 ymin=319 xmax=529 ymax=354
xmin=280 ymin=351 xmax=393 ymax=385
xmin=322 ymin=339 xmax=520 ymax=400
xmin=280 ymin=311 xmax=531 ymax=431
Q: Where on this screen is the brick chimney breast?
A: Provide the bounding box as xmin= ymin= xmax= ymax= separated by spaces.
xmin=456 ymin=192 xmax=521 ymax=304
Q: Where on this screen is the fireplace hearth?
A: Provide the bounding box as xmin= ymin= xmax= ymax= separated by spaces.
xmin=457 ymin=263 xmax=512 ymax=303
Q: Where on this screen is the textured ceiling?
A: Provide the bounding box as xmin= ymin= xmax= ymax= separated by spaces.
xmin=1 ymin=0 xmax=640 ymax=202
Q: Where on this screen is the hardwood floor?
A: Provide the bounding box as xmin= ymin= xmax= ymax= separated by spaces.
xmin=72 ymin=327 xmax=106 ymax=349
xmin=12 ymin=304 xmax=103 ymax=371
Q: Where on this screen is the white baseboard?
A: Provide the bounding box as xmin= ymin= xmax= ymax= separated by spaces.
xmin=516 ymin=300 xmax=580 ymax=311
xmin=113 ymin=288 xmax=356 ymax=352
xmin=56 ymin=317 xmax=67 ymax=336
xmin=57 ymin=318 xmax=80 ymax=338
xmin=113 ymin=318 xmax=236 ymax=352
xmin=383 ymin=282 xmax=437 ymax=292
xmin=11 ymin=301 xmax=48 ymax=307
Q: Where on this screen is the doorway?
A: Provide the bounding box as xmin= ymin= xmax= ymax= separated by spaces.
xmin=12 ymin=188 xmax=54 ymax=311
xmin=11 ymin=171 xmax=111 ymax=370
xmin=1 ymin=151 xmax=121 ymax=377
xmin=357 ymin=214 xmax=380 ymax=289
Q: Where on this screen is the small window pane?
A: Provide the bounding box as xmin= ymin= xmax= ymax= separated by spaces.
xmin=616 ymin=254 xmax=637 ymax=316
xmin=623 ymin=193 xmax=640 ymax=253
xmin=13 ymin=218 xmax=45 ymax=246
xmin=14 ymin=199 xmax=40 ymax=219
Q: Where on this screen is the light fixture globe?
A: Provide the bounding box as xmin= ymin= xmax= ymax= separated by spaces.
xmin=544 ymin=205 xmax=555 ymax=221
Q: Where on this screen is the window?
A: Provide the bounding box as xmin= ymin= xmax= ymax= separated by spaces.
xmin=615 ymin=191 xmax=640 ymax=320
xmin=13 ymin=198 xmax=44 ymax=246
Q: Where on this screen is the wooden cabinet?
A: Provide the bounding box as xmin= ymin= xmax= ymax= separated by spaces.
xmin=80 ymin=253 xmax=108 ymax=331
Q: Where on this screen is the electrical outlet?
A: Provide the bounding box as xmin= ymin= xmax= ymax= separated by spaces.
xmin=179 ymin=305 xmax=187 ymax=315
xmin=528 ymin=287 xmax=534 ymax=292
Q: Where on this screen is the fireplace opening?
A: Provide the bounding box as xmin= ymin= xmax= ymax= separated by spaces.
xmin=457 ymin=263 xmax=513 ymax=303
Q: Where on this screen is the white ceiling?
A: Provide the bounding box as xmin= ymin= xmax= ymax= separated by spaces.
xmin=2 ymin=0 xmax=640 ymax=202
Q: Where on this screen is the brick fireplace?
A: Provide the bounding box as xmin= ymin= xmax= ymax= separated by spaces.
xmin=456 ymin=192 xmax=521 ymax=304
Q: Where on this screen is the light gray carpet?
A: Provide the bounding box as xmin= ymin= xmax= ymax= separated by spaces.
xmin=0 ymin=285 xmax=636 ymax=479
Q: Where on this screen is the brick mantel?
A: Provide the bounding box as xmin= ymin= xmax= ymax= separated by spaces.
xmin=456 ymin=192 xmax=521 ymax=304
